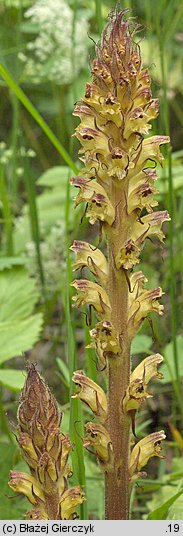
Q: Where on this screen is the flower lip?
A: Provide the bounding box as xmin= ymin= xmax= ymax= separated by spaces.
xmin=129 ymin=430 xmax=166 ymax=479
xmin=72 ymin=370 xmax=108 ymax=422
xmin=70 ymin=240 xmax=108 ymax=284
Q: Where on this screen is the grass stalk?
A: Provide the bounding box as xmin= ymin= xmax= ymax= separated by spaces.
xmin=0 ymin=167 xmax=14 ymax=255
xmin=65 ymin=175 xmax=87 ymax=520
xmin=10 ymin=93 xmax=19 ymax=201
xmin=95 ymin=0 xmax=103 ymax=35
xmin=23 ymin=159 xmax=46 ymax=296
xmin=157 ymin=32 xmax=181 ymax=404
xmin=0 ymin=65 xmax=78 ymax=175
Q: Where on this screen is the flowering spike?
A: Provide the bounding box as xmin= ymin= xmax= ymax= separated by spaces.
xmin=9 ymin=364 xmax=85 ymax=520
xmin=71 ymin=8 xmax=170 ymax=519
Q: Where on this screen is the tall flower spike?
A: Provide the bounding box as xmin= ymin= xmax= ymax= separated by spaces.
xmin=9 ymin=365 xmax=85 ymax=520
xmin=71 ymin=8 xmax=169 ymax=519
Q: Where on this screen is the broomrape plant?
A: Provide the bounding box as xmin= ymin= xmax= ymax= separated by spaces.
xmin=70 ymin=9 xmax=169 ymax=519
xmin=9 ymin=8 xmax=169 ymax=520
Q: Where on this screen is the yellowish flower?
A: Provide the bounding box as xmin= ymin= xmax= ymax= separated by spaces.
xmin=72 ymin=279 xmax=111 ymax=320
xmin=70 ymin=240 xmax=108 ymax=284
xmin=128 ymin=271 xmax=164 ymax=337
xmin=72 ymin=370 xmax=107 ymax=422
xmin=89 ymin=320 xmax=121 ymax=368
xmin=123 ymin=353 xmax=163 ymax=414
xmin=83 ymin=422 xmax=114 ymax=471
xmin=60 ymin=487 xmax=86 ymax=520
xmin=127 ymin=169 xmax=159 ymax=214
xmin=131 ymin=353 xmax=164 ymax=384
xmin=116 ymin=211 xmax=170 ymax=269
xmin=70 ymin=177 xmax=115 ymax=225
xmin=129 ymin=431 xmax=166 ymax=478
xmin=9 ymin=471 xmax=45 ymax=505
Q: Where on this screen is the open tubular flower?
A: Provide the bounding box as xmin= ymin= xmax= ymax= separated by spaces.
xmin=123 ymin=353 xmax=164 ymax=414
xmin=71 ymin=8 xmax=169 ymax=519
xmin=72 ymin=279 xmax=111 ymax=320
xmin=128 ymin=271 xmax=164 ymax=339
xmin=129 ymin=431 xmax=166 ymax=479
xmin=72 ymin=370 xmax=107 ymax=423
xmin=88 ymin=321 xmax=121 ymax=369
xmin=71 ymin=177 xmax=115 ymax=225
xmin=83 ymin=422 xmax=114 ymax=471
xmin=9 ymin=365 xmax=85 ymax=520
xmin=70 ymin=240 xmax=108 ymax=285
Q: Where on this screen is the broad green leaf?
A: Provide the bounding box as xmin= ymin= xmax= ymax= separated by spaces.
xmin=0 ymin=267 xmax=43 ymax=364
xmin=160 ymin=335 xmax=183 ymax=383
xmin=37 ymin=166 xmax=70 ymax=188
xmin=0 ymin=267 xmax=39 ymax=321
xmin=0 ymin=314 xmax=43 ymax=364
xmin=0 ymin=257 xmax=25 ymax=270
xmin=0 ymin=369 xmax=25 ymax=391
xmin=131 ymin=334 xmax=152 ymax=355
xmin=147 ymin=489 xmax=183 ymax=520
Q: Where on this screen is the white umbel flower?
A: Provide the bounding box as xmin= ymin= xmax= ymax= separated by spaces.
xmin=21 ymin=0 xmax=90 ymax=84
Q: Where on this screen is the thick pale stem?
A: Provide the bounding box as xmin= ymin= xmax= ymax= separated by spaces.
xmin=105 ymin=183 xmax=131 ymax=519
xmin=45 ymin=488 xmax=60 ymax=519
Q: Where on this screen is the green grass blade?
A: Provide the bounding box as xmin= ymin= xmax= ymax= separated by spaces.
xmin=23 ymin=159 xmax=46 ymax=296
xmin=95 ymin=0 xmax=103 ymax=34
xmin=147 ymin=489 xmax=183 ymax=520
xmin=156 ymin=22 xmax=181 ymax=407
xmin=0 ymin=64 xmax=78 ymax=175
xmin=0 ymin=168 xmax=14 ymax=256
xmin=65 ymin=174 xmax=87 ymax=520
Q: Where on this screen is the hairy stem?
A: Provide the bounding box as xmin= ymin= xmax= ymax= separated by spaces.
xmin=105 ymin=184 xmax=131 ymax=519
xmin=45 ymin=489 xmax=60 ymax=520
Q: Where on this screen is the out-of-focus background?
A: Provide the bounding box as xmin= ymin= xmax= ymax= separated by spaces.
xmin=0 ymin=0 xmax=183 ymax=520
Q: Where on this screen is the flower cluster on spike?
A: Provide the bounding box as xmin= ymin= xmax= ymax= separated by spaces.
xmin=70 ymin=7 xmax=169 ymax=489
xmin=9 ymin=365 xmax=85 ymax=520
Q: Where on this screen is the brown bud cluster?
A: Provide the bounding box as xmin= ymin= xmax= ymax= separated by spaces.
xmin=9 ymin=365 xmax=85 ymax=520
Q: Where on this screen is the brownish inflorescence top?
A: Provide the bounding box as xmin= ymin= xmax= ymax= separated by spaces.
xmin=9 ymin=365 xmax=85 ymax=519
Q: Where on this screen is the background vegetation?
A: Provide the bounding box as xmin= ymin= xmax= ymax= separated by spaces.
xmin=0 ymin=0 xmax=183 ymax=520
